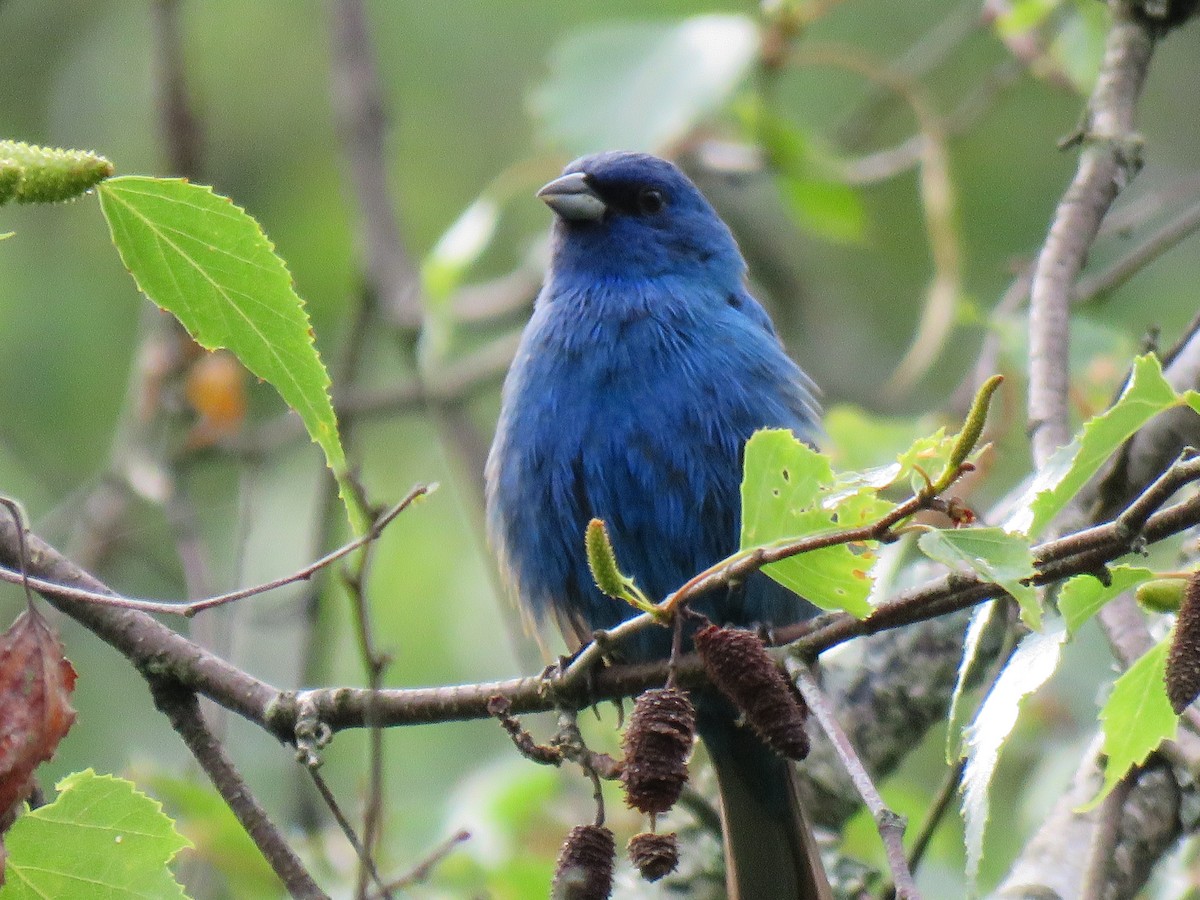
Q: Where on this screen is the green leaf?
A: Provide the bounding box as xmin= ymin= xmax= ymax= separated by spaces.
xmin=740 ymin=429 xmax=873 ymax=617
xmin=778 ymin=175 xmax=866 ymax=245
xmin=895 ymin=427 xmax=955 ymax=494
xmin=532 ymin=15 xmax=758 ymax=155
xmin=1051 ymin=0 xmax=1107 ymax=93
xmin=422 ymin=195 xmax=501 ymax=304
xmin=961 ymin=623 xmax=1066 ymax=886
xmin=946 ymin=600 xmax=1001 ymax=764
xmin=1084 ymin=638 xmax=1177 ymax=810
xmin=917 ymin=526 xmax=1039 ymax=627
xmin=1059 ymin=566 xmax=1155 ymax=633
xmin=1006 ymin=355 xmax=1181 ymax=537
xmin=96 ymin=177 xmax=359 ymax=528
xmin=3 ymin=769 xmax=191 ymax=899
xmin=142 ymin=772 xmax=279 ymax=896
xmin=823 ymin=404 xmax=931 ymax=472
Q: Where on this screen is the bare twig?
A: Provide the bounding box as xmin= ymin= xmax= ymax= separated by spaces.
xmin=148 ymin=678 xmax=328 ymax=900
xmin=326 ymin=0 xmax=420 ymax=329
xmin=0 ymin=485 xmax=432 ymax=616
xmin=371 ymin=830 xmax=470 ymax=896
xmin=1074 ymin=198 xmax=1200 ymax=304
xmin=340 ymin=501 xmax=392 ymax=899
xmin=789 ymin=663 xmax=919 ymax=898
xmin=306 ymin=767 xmax=393 ymax=899
xmin=789 ymin=43 xmax=960 ymax=398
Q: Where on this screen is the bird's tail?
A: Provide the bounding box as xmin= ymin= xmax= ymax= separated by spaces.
xmin=700 ymin=710 xmax=832 ymax=900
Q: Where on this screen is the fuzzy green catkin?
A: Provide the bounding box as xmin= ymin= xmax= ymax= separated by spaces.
xmin=0 ymin=140 xmax=113 ymax=206
xmin=585 ymin=518 xmax=627 ymax=600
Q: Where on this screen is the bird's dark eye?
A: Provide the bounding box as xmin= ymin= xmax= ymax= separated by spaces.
xmin=637 ymin=187 xmax=666 ymax=215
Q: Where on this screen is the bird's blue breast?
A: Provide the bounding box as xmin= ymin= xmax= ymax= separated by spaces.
xmin=486 ymin=273 xmax=820 ymax=656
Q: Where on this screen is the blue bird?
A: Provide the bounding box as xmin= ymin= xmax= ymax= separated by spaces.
xmin=486 ymin=151 xmax=830 ymax=899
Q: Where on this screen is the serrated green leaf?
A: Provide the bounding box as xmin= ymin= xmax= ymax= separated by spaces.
xmin=961 ymin=623 xmax=1066 ymax=886
xmin=1083 ymin=638 xmax=1177 ymax=810
xmin=823 ymin=404 xmax=931 ymax=471
xmin=917 ymin=527 xmax=1039 ymax=627
xmin=1059 ymin=565 xmax=1155 ymax=633
xmin=740 ymin=429 xmax=873 ymax=617
xmin=142 ymin=772 xmax=279 ymax=896
xmin=3 ymin=769 xmax=191 ymax=898
xmin=96 ymin=177 xmax=358 ymax=527
xmin=1007 ymin=355 xmax=1180 ymax=537
xmin=532 ymin=15 xmax=758 ymax=155
xmin=946 ymin=600 xmax=1001 ymax=764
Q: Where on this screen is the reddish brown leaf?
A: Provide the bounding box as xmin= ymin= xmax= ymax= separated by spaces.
xmin=0 ymin=607 xmax=77 ymax=853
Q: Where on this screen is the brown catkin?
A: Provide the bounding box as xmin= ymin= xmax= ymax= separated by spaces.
xmin=1166 ymin=572 xmax=1200 ymax=714
xmin=551 ymin=824 xmax=615 ymax=900
xmin=694 ymin=624 xmax=810 ymax=760
xmin=620 ymin=687 xmax=696 ymax=815
xmin=628 ymin=832 xmax=679 ymax=882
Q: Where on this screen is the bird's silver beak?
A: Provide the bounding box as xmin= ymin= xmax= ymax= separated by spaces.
xmin=537 ymin=172 xmax=607 ymax=222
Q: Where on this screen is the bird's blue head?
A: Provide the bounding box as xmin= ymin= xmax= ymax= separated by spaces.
xmin=538 ymin=151 xmax=745 ymax=287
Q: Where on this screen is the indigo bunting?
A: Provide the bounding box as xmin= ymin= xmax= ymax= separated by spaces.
xmin=486 ymin=151 xmax=830 ymax=899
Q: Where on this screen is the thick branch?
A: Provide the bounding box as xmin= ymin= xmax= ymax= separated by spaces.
xmin=1027 ymin=0 xmax=1155 ymax=466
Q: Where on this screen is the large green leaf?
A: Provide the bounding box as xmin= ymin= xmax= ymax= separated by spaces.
xmin=532 ymin=15 xmax=758 ymax=155
xmin=1085 ymin=637 xmax=1177 ymax=809
xmin=1006 ymin=355 xmax=1180 ymax=537
xmin=97 ymin=177 xmax=354 ymax=521
xmin=1059 ymin=565 xmax=1155 ymax=633
xmin=961 ymin=623 xmax=1066 ymax=886
xmin=740 ymin=429 xmax=874 ymax=617
xmin=917 ymin=527 xmax=1039 ymax=627
xmin=3 ymin=769 xmax=191 ymax=898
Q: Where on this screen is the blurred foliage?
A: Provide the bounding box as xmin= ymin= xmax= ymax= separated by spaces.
xmin=2 ymin=0 xmax=1200 ymax=897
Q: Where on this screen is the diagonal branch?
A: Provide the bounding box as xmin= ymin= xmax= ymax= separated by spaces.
xmin=1027 ymin=0 xmax=1156 ymax=466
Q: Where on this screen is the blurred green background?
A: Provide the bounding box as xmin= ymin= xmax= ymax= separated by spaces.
xmin=3 ymin=1 xmax=1200 ymax=896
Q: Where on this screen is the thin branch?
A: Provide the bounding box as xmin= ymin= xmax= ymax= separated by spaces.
xmin=6 ymin=453 xmax=1200 ymax=741
xmin=326 ymin=0 xmax=420 ymax=328
xmin=340 ymin=502 xmax=391 ymax=900
xmin=789 ymin=663 xmax=919 ymax=899
xmin=0 ymin=485 xmax=432 ymax=616
xmin=1027 ymin=0 xmax=1156 ymax=466
xmin=236 ymin=330 xmax=520 ymax=457
xmin=789 ymin=43 xmax=961 ymax=398
xmin=371 ymin=830 xmax=470 ymax=896
xmin=1073 ymin=198 xmax=1200 ymax=304
xmin=148 ymin=678 xmax=328 ymax=900
xmin=305 ymin=767 xmax=393 ymax=899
